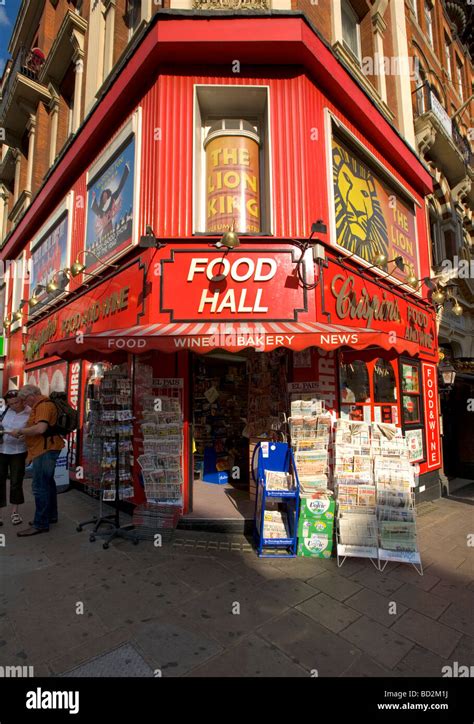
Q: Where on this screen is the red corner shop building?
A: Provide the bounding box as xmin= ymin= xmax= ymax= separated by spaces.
xmin=2 ymin=14 xmax=442 ymax=519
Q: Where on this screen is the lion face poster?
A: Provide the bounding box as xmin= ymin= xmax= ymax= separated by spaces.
xmin=332 ymin=137 xmax=419 ymax=284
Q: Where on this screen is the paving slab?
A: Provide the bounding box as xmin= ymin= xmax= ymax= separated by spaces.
xmin=296 ymin=592 xmax=362 ymax=633
xmin=345 ymin=588 xmax=408 ymax=627
xmin=187 ymin=633 xmax=308 ymax=677
xmin=348 ymin=569 xmax=405 ymax=597
xmin=258 ymin=609 xmax=361 ymax=676
xmin=48 ymin=627 xmax=134 ymax=675
xmin=394 ymin=645 xmax=447 ymax=677
xmin=438 ymin=601 xmax=474 ymax=638
xmin=392 ymin=583 xmax=451 ymax=620
xmin=429 ymin=580 xmax=474 ymax=606
xmin=175 ymin=578 xmax=291 ymax=649
xmin=392 ymin=609 xmax=462 ymax=659
xmin=340 ymin=616 xmax=414 ymax=669
xmin=132 ymin=619 xmax=223 ymax=676
xmin=385 ymin=564 xmax=441 ymax=592
xmin=81 ymin=569 xmax=198 ymax=630
xmin=257 ymin=578 xmax=317 ymax=607
xmin=343 ymin=653 xmax=394 ymax=677
xmin=8 ymin=594 xmax=108 ymax=662
xmin=152 ymin=556 xmax=237 ymax=594
xmin=306 ymin=571 xmax=364 ymax=601
xmin=448 ymin=634 xmax=474 ymax=666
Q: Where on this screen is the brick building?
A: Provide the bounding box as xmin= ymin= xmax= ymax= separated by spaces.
xmin=0 ymin=0 xmax=471 ymax=506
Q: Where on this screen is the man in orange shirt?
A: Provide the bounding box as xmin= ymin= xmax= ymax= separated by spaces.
xmin=11 ymin=385 xmax=64 ymax=536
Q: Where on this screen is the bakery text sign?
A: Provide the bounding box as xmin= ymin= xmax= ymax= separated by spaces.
xmin=160 ymin=250 xmax=308 ymax=322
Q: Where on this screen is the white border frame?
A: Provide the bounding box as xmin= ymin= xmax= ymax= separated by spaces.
xmin=28 ymin=190 xmax=75 ymax=320
xmin=84 ymin=106 xmax=142 ymax=272
xmin=192 ymin=84 xmax=274 ymax=236
xmin=324 ymin=109 xmax=423 ymax=298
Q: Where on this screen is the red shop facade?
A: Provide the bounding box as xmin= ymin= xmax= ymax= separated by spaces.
xmin=2 ymin=15 xmax=441 ymax=513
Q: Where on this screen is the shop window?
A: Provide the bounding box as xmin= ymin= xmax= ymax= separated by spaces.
xmin=193 ymin=85 xmax=272 ymax=235
xmin=340 ymin=358 xmax=371 ymax=421
xmin=400 ymin=361 xmax=422 ymax=425
xmin=341 ymin=0 xmax=361 ymax=61
xmin=373 ymin=359 xmax=396 ymax=403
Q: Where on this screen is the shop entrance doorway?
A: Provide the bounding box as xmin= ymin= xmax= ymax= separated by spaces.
xmin=190 ymin=351 xmax=254 ymax=522
xmin=188 ymin=348 xmax=290 ymax=523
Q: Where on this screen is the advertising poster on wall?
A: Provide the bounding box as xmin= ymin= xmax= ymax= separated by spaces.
xmin=332 ymin=137 xmax=419 ymax=284
xmin=30 ymin=214 xmax=68 ymax=309
xmin=27 ymin=361 xmax=69 ymax=490
xmin=85 ymin=135 xmax=135 ymax=273
xmin=406 ymin=428 xmax=424 ymax=463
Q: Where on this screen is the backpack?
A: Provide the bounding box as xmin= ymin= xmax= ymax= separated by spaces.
xmin=45 ymin=392 xmax=78 ymax=437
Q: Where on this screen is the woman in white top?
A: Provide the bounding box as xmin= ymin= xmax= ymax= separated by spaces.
xmin=0 ymin=391 xmax=30 ymax=525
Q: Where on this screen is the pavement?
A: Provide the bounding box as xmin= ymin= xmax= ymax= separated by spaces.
xmin=0 ymin=487 xmax=473 ymax=677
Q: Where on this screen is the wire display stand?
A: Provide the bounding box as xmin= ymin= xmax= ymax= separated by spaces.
xmin=334 ymin=421 xmax=422 ymax=575
xmin=375 ymin=453 xmax=422 ymax=576
xmin=77 ymin=364 xmax=138 ymax=548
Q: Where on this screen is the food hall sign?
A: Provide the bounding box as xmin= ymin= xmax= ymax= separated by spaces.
xmin=160 ymin=250 xmax=308 ymax=322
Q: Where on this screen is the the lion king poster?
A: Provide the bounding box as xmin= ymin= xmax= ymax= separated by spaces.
xmin=332 ymin=137 xmax=419 ymax=284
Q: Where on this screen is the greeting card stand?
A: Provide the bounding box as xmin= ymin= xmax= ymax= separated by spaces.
xmin=78 ymin=433 xmax=139 ymax=549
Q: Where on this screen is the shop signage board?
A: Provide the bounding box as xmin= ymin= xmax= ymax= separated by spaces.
xmin=321 ymin=258 xmax=437 ymax=360
xmin=160 ymin=248 xmax=310 ymax=322
xmin=422 ymin=363 xmax=441 ymax=470
xmin=26 ymin=259 xmax=147 ymax=361
xmin=331 ymin=136 xmax=420 ymax=284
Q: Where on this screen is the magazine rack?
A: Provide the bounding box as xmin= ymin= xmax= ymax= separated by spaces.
xmin=253 ymin=442 xmax=300 ymax=558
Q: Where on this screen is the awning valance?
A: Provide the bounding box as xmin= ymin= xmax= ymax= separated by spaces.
xmin=43 ymin=321 xmax=423 ymax=360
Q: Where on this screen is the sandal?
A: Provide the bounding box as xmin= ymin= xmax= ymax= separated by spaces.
xmin=11 ymin=513 xmax=22 ymax=526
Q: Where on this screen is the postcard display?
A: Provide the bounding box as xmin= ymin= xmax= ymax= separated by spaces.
xmin=83 ymin=366 xmax=134 ymax=502
xmin=133 ymin=362 xmax=184 ymax=533
xmin=334 ymin=421 xmax=422 ymax=574
xmin=288 ymin=393 xmax=335 ymax=558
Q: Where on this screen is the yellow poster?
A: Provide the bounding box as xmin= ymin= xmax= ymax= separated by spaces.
xmin=332 ymin=138 xmax=419 ymax=282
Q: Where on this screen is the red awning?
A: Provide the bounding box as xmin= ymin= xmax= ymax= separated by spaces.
xmin=43 ymin=321 xmax=423 ymax=359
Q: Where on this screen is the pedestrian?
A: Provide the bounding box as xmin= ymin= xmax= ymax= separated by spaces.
xmin=0 ymin=390 xmax=30 ymax=526
xmin=11 ymin=385 xmax=64 ymax=537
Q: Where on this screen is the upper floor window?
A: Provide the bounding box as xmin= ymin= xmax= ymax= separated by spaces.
xmin=341 ymin=0 xmax=361 ymax=60
xmin=127 ymin=0 xmax=142 ymax=39
xmin=456 ymin=58 xmax=464 ymax=100
xmin=444 ymin=35 xmax=452 ymax=79
xmin=414 ymin=64 xmax=427 ymax=116
xmin=424 ymin=1 xmax=434 ymax=47
xmin=411 ymin=0 xmax=419 ymax=23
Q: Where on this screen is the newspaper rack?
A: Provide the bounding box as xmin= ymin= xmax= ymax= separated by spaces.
xmin=253 ymin=441 xmax=300 ymax=558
